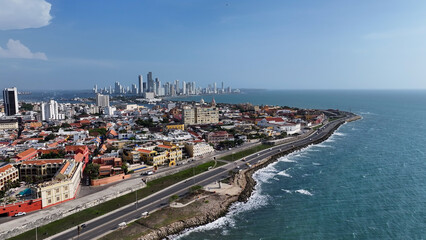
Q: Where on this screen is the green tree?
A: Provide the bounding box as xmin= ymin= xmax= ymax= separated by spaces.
xmin=121 ymin=164 xmax=128 ymax=174
xmin=84 ymin=163 xmax=100 ymax=178
xmin=20 ymin=103 xmax=34 ymax=111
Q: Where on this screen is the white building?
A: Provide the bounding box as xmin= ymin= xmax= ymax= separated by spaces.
xmin=144 ymin=92 xmax=155 ymax=99
xmin=41 ymin=100 xmax=64 ymax=121
xmin=185 ymin=141 xmax=215 ymax=158
xmin=273 ymin=123 xmax=301 ymax=135
xmin=104 ymin=106 xmax=116 ymax=116
xmin=96 ymin=93 xmax=110 ymax=107
xmin=257 ymin=117 xmax=287 ymax=127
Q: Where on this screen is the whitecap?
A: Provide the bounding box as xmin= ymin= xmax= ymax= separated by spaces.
xmin=281 ymin=189 xmax=292 ymax=194
xmin=314 ymin=144 xmax=331 ymax=148
xmin=312 ymin=162 xmax=321 ymax=166
xmin=333 ymin=132 xmax=346 ymax=137
xmin=295 ymin=189 xmax=313 ymax=196
xmin=277 ymin=169 xmax=292 ymax=178
xmin=278 ymin=157 xmax=296 ymax=163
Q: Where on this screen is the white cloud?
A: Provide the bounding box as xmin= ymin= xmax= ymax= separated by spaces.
xmin=0 ymin=39 xmax=47 ymax=60
xmin=0 ymin=0 xmax=52 ymax=30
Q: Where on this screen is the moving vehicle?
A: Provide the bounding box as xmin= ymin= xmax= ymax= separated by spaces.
xmin=118 ymin=222 xmax=127 ymax=228
xmin=14 ymin=212 xmax=26 ymax=217
xmin=141 ymin=171 xmax=154 ymax=176
xmin=141 ymin=211 xmax=149 ymax=217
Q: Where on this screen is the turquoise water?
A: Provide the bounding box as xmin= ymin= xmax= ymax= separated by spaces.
xmin=174 ymin=90 xmax=426 ymax=240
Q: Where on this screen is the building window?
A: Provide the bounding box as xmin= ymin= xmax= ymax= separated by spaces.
xmin=64 ymin=186 xmax=68 ymax=191
xmin=55 ymin=189 xmax=59 ymax=193
xmin=47 ymin=191 xmax=51 ymax=196
xmin=56 ymin=196 xmax=60 ymax=201
xmin=65 ymin=194 xmax=68 ymax=199
xmin=48 ymin=199 xmax=51 ymax=204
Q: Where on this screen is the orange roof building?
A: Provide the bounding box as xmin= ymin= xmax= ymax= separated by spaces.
xmin=16 ymin=148 xmax=38 ymax=162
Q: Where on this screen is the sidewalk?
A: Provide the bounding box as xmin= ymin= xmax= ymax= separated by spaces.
xmin=0 ymin=141 xmax=260 ymax=238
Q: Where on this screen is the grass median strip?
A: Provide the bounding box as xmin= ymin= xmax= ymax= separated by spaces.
xmin=221 ymin=144 xmax=272 ymax=161
xmin=10 ymin=161 xmax=225 ymax=240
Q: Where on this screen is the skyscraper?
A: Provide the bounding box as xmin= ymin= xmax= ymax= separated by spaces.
xmin=155 ymin=78 xmax=160 ymax=95
xmin=138 ymin=75 xmax=143 ymax=95
xmin=175 ymin=80 xmax=180 ymax=94
xmin=182 ymin=81 xmax=186 ymax=95
xmin=114 ymin=82 xmax=121 ymax=94
xmin=147 ymin=72 xmax=154 ymax=92
xmin=3 ymin=87 xmax=18 ymax=116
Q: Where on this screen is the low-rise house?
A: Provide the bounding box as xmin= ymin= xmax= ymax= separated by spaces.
xmin=207 ymin=131 xmax=232 ymax=143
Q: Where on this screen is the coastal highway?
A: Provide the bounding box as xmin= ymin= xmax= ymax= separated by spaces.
xmin=49 ymin=113 xmax=355 ymax=240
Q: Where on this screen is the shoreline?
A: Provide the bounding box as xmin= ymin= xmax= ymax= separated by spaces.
xmin=118 ymin=117 xmax=357 ymax=240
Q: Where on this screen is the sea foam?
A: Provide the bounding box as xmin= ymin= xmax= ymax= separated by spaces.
xmin=295 ymin=189 xmax=313 ymax=196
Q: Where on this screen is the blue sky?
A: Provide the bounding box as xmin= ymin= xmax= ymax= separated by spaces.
xmin=1 ymin=0 xmax=426 ymax=90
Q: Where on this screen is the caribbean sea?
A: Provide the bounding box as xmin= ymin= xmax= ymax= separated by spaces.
xmin=173 ymin=90 xmax=426 ymax=240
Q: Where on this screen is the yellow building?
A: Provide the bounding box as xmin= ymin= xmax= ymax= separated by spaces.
xmin=0 ymin=164 xmax=19 ymax=191
xmin=137 ymin=149 xmax=168 ymax=166
xmin=38 ymin=160 xmax=82 ymax=208
xmin=183 ymin=106 xmax=219 ymax=125
xmin=166 ymin=124 xmax=185 ymax=130
xmin=138 ymin=145 xmax=183 ymax=167
xmin=0 ymin=119 xmax=18 ymax=130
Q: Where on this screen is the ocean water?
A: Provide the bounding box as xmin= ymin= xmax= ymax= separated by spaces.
xmin=172 ymin=90 xmax=426 ymax=240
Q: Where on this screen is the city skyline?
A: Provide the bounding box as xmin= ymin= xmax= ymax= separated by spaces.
xmin=93 ymin=71 xmax=235 ymax=97
xmin=2 ymin=1 xmax=426 ymax=91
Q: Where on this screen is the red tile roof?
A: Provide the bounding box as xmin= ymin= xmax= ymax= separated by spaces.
xmin=157 ymin=145 xmax=172 ymax=149
xmin=137 ymin=149 xmax=153 ymax=154
xmin=265 ymin=117 xmax=285 ymax=122
xmin=0 ymin=164 xmax=13 ymax=173
xmin=21 ymin=159 xmax=64 ymax=166
xmin=16 ymin=148 xmax=38 ymax=159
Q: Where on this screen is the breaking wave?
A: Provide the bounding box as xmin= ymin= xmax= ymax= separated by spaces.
xmin=295 ymin=189 xmax=313 ymax=196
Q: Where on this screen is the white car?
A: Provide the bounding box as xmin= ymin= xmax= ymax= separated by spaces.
xmin=14 ymin=212 xmax=26 ymax=217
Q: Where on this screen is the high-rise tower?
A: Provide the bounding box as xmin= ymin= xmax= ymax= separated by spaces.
xmin=138 ymin=75 xmax=143 ymax=95
xmin=147 ymin=72 xmax=154 ymax=92
xmin=3 ymin=87 xmax=18 ymax=116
